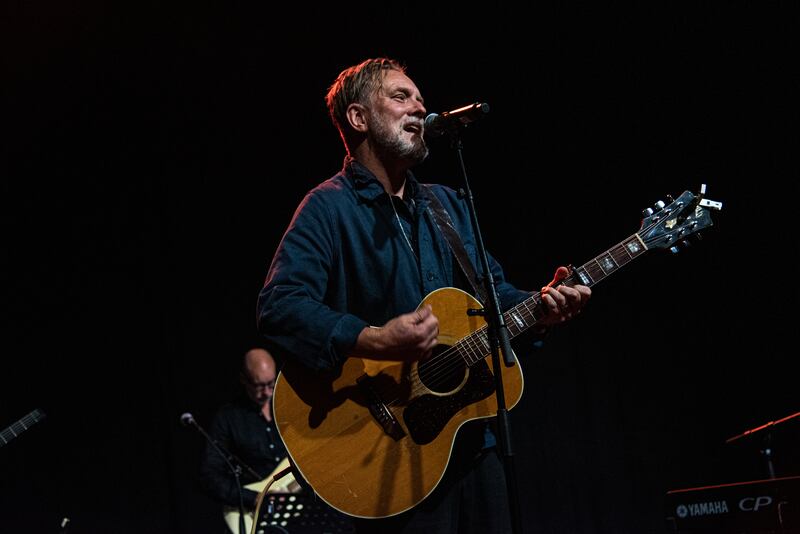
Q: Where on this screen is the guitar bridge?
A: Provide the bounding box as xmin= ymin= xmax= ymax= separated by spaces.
xmin=356 ymin=375 xmax=406 ymax=441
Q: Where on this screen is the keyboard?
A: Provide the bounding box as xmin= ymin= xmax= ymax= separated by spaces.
xmin=665 ymin=475 xmax=800 ymax=533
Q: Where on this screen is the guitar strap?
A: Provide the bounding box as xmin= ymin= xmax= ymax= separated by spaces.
xmin=420 ymin=185 xmax=489 ymax=305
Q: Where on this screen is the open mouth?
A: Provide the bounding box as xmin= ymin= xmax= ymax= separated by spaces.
xmin=404 ymin=123 xmax=422 ymax=135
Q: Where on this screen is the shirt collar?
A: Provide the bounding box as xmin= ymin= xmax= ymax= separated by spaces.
xmin=343 ymin=155 xmax=423 ymax=204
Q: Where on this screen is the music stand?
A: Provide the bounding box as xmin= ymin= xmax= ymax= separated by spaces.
xmin=252 ymin=492 xmax=355 ymax=534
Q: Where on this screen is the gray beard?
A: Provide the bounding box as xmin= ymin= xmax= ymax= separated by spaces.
xmin=370 ymin=118 xmax=429 ymax=166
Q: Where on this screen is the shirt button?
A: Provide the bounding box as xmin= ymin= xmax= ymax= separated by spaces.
xmin=269 ymin=444 xmax=275 ymax=449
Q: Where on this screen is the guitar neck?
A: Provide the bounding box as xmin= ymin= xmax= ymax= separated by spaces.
xmin=459 ymin=233 xmax=648 ymax=366
xmin=0 ymin=409 xmax=46 ymax=447
xmin=506 ymin=232 xmax=648 ymax=338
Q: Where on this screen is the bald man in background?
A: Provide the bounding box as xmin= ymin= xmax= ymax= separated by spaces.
xmin=199 ymin=348 xmax=288 ymax=515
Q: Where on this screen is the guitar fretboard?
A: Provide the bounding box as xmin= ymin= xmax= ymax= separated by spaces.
xmin=0 ymin=409 xmax=46 ymax=447
xmin=457 ymin=233 xmax=648 ymax=366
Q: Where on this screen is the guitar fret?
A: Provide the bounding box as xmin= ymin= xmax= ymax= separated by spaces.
xmin=521 ymin=300 xmax=534 ymax=319
xmin=463 ymin=233 xmax=655 ymax=369
xmin=530 ymin=296 xmax=546 ymax=321
xmin=468 ymin=335 xmax=485 ymax=364
xmin=598 ymin=253 xmax=619 ymax=273
xmin=462 ymin=329 xmax=495 ymax=367
xmin=456 ymin=343 xmax=471 ymax=365
xmin=617 ymin=241 xmax=635 ymax=261
xmin=588 ymin=260 xmax=607 ymax=279
xmin=575 ymin=267 xmax=594 ymax=285
xmin=507 ymin=310 xmax=526 ymax=336
xmin=465 ymin=334 xmax=480 ymax=362
xmin=462 ymin=336 xmax=482 ymax=365
xmin=1 ymin=409 xmax=46 ymax=449
xmin=610 ymin=246 xmax=631 ymax=266
xmin=476 ymin=332 xmax=490 ymax=355
xmin=458 ymin=340 xmax=475 ymax=365
xmin=625 ymin=236 xmax=645 ymax=256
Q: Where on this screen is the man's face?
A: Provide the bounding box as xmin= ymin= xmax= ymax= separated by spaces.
xmin=367 ymin=69 xmax=429 ymax=165
xmin=242 ymin=361 xmax=276 ymax=407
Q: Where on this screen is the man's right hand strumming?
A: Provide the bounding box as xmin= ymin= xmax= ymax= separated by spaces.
xmin=355 ymin=304 xmax=439 ymax=361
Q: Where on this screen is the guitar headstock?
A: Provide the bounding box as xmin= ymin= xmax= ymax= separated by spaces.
xmin=638 ymin=184 xmax=722 ymax=252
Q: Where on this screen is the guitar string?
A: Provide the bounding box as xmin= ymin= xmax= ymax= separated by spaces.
xmin=382 ymin=302 xmax=539 ymax=407
xmin=1 ymin=413 xmax=41 ymax=440
xmin=385 ymin=289 xmax=589 ymax=405
xmin=359 ymin=214 xmax=693 ymax=426
xmin=384 ymin=281 xmax=566 ymax=402
xmin=390 ymin=191 xmax=548 ymax=390
xmin=386 ymin=194 xmax=481 ymax=398
xmin=380 ymin=230 xmax=667 ymax=406
xmin=391 ymin=287 xmax=553 ymax=402
xmin=377 ymin=284 xmax=550 ymax=404
xmin=384 ymin=323 xmax=507 ymax=407
xmin=381 ymin=194 xmax=667 ymax=397
xmin=384 ymin=203 xmax=675 ymax=404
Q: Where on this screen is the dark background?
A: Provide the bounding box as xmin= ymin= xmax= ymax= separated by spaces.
xmin=2 ymin=3 xmax=797 ymax=533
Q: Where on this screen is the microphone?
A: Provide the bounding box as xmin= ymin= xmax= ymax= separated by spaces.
xmin=181 ymin=412 xmax=249 ymax=534
xmin=180 ymin=412 xmax=195 ymax=427
xmin=424 ymin=102 xmax=490 ymax=138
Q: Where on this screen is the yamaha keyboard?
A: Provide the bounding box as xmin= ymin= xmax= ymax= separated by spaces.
xmin=665 ymin=475 xmax=800 ymax=533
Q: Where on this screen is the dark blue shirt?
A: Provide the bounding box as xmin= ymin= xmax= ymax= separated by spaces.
xmin=199 ymin=397 xmax=288 ymax=508
xmin=257 ymin=157 xmax=532 ymax=372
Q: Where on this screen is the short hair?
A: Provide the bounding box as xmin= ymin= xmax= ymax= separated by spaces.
xmin=325 ymin=58 xmax=405 ymax=150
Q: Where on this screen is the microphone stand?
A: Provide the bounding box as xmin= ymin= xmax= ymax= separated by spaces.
xmin=186 ymin=417 xmax=249 ymax=534
xmin=725 ymin=411 xmax=800 ymax=479
xmin=441 ymin=124 xmax=523 ymax=534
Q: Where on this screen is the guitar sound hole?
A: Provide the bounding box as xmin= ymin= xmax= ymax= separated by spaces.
xmin=417 ymin=344 xmax=467 ymax=394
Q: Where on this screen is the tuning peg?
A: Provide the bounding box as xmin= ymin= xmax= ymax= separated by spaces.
xmin=654 ymin=200 xmax=666 ymax=211
xmin=669 ymin=239 xmax=693 ymax=254
xmin=642 ymin=207 xmax=654 ymax=217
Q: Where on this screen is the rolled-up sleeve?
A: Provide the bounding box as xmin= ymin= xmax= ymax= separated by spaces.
xmin=257 ymin=191 xmax=368 ymax=372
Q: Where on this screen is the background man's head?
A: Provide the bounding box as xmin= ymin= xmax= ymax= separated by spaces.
xmin=240 ymin=348 xmax=276 ymax=407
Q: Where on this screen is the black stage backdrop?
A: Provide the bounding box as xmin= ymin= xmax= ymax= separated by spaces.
xmin=2 ymin=4 xmax=797 ymax=533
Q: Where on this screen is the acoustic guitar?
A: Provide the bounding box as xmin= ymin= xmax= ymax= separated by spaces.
xmin=273 ymin=187 xmax=722 ymax=518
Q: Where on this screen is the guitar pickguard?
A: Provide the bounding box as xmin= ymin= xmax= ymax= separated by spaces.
xmin=403 ymin=359 xmax=496 ymax=445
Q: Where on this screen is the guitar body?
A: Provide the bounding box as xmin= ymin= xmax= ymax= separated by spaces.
xmin=273 ymin=287 xmax=523 ymax=518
